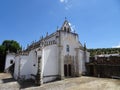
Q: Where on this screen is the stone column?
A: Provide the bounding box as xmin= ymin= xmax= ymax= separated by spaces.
xmin=36 ymin=56 xmax=42 ymax=85
xmin=36 ymin=48 xmax=43 ymax=86
xmin=58 ymin=31 xmax=64 ymax=80
xmin=75 ymin=48 xmax=80 ymax=76
xmin=58 ymin=46 xmax=64 ymax=79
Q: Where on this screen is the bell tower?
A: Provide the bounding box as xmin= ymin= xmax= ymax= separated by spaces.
xmin=61 ymin=19 xmax=71 ymax=32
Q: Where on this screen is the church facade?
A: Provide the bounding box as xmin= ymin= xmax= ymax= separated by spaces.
xmin=5 ymin=20 xmax=90 ymax=85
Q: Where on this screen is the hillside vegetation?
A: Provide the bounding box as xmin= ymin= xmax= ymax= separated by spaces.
xmin=88 ymin=48 xmax=120 ymax=57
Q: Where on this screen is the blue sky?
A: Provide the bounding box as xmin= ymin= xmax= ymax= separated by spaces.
xmin=0 ymin=0 xmax=120 ymax=49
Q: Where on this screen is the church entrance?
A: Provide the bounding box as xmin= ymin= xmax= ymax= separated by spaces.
xmin=64 ymin=55 xmax=74 ymax=77
xmin=64 ymin=64 xmax=72 ymax=77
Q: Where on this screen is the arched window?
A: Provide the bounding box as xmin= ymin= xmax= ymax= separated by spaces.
xmin=66 ymin=45 xmax=70 ymax=52
xmin=10 ymin=60 xmax=13 ymax=64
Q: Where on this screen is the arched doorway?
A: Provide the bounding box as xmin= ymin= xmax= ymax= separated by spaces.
xmin=64 ymin=55 xmax=74 ymax=77
xmin=64 ymin=64 xmax=72 ymax=77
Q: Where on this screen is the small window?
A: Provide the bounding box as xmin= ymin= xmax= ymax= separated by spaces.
xmin=10 ymin=60 xmax=13 ymax=64
xmin=66 ymin=45 xmax=70 ymax=52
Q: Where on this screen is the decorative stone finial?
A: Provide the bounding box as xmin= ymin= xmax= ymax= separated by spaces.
xmin=84 ymin=42 xmax=87 ymax=51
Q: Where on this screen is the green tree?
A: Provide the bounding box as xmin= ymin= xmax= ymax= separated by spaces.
xmin=0 ymin=40 xmax=21 ymax=72
xmin=0 ymin=45 xmax=6 ymax=72
xmin=2 ymin=40 xmax=21 ymax=53
xmin=0 ymin=45 xmax=5 ymax=54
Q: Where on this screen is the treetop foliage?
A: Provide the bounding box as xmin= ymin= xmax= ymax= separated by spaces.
xmin=0 ymin=40 xmax=21 ymax=54
xmin=0 ymin=45 xmax=5 ymax=55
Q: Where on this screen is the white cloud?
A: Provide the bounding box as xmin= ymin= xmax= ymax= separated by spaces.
xmin=60 ymin=0 xmax=68 ymax=3
xmin=60 ymin=0 xmax=64 ymax=3
xmin=112 ymin=43 xmax=120 ymax=48
xmin=68 ymin=22 xmax=76 ymax=32
xmin=59 ymin=0 xmax=72 ymax=10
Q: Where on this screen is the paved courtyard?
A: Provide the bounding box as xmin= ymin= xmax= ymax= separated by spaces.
xmin=0 ymin=73 xmax=120 ymax=90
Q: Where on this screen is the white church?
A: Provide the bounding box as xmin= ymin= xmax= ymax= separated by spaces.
xmin=5 ymin=20 xmax=90 ymax=85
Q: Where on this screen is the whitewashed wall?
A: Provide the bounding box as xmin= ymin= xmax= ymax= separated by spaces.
xmin=20 ymin=55 xmax=33 ymax=79
xmin=14 ymin=56 xmax=20 ymax=79
xmin=60 ymin=32 xmax=80 ymax=56
xmin=14 ymin=44 xmax=59 ymax=82
xmin=78 ymin=50 xmax=90 ymax=75
xmin=14 ymin=50 xmax=38 ymax=80
xmin=5 ymin=53 xmax=15 ymax=72
xmin=29 ymin=50 xmax=38 ymax=76
xmin=14 ymin=55 xmax=31 ymax=80
xmin=86 ymin=52 xmax=90 ymax=63
xmin=78 ymin=50 xmax=85 ymax=74
xmin=42 ymin=45 xmax=59 ymax=83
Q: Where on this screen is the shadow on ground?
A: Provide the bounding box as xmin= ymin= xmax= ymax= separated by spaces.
xmin=18 ymin=79 xmax=37 ymax=89
xmin=2 ymin=78 xmax=15 ymax=83
xmin=0 ymin=73 xmax=38 ymax=89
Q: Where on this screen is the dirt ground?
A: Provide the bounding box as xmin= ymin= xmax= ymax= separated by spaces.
xmin=0 ymin=73 xmax=19 ymax=90
xmin=0 ymin=73 xmax=120 ymax=90
xmin=0 ymin=73 xmax=12 ymax=79
xmin=65 ymin=77 xmax=120 ymax=90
